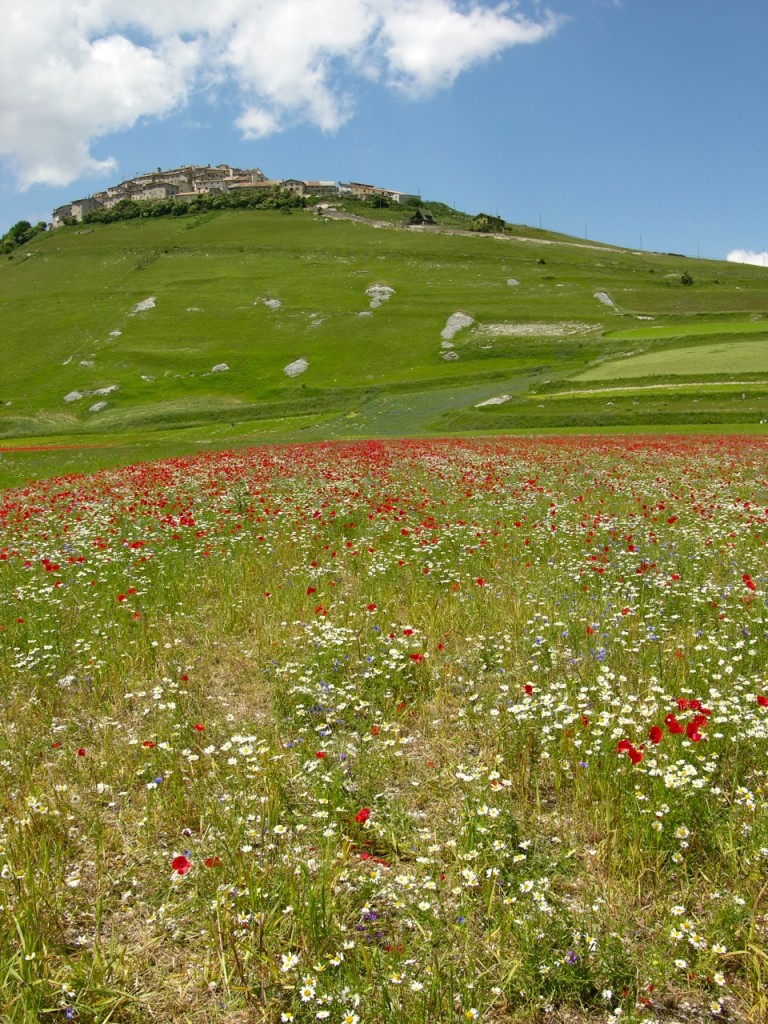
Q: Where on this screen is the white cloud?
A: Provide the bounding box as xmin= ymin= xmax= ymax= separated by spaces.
xmin=0 ymin=0 xmax=563 ymax=187
xmin=382 ymin=1 xmax=562 ymax=94
xmin=727 ymin=249 xmax=768 ymax=268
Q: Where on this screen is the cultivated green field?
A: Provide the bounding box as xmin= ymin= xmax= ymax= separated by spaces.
xmin=1 ymin=204 xmax=767 ymax=473
xmin=578 ymin=340 xmax=768 ymax=381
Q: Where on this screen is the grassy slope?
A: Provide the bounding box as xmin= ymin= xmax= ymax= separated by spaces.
xmin=1 ymin=206 xmax=767 ymax=470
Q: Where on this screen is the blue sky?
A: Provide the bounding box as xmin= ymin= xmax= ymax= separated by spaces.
xmin=1 ymin=0 xmax=766 ymax=264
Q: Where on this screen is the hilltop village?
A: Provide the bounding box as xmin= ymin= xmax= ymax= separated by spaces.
xmin=51 ymin=164 xmax=423 ymax=226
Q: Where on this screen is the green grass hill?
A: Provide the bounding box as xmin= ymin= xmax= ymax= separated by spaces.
xmin=1 ymin=201 xmax=767 ymax=477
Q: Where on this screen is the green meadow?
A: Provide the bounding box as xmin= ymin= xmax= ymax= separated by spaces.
xmin=1 ymin=204 xmax=767 ymax=483
xmin=2 ymin=436 xmax=768 ymax=1023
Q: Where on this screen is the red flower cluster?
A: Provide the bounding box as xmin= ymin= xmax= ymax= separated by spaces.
xmin=620 ymin=698 xmax=714 ymax=764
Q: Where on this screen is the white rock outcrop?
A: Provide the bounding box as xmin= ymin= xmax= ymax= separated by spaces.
xmin=284 ymin=358 xmax=308 ymax=377
xmin=476 ymin=394 xmax=511 ymax=407
xmin=441 ymin=312 xmax=474 ymax=340
xmin=366 ymin=285 xmax=395 ymax=309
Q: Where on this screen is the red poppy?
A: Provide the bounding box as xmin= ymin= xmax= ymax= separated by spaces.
xmin=204 ymin=856 xmax=222 ymax=868
xmin=648 ymin=726 xmax=663 ymax=745
xmin=476 ymin=578 xmax=486 ymax=586
xmin=628 ymin=747 xmax=644 ymax=765
xmin=409 ymin=652 xmax=424 ymax=663
xmin=367 ymin=603 xmax=377 ymax=611
xmin=172 ymin=855 xmax=192 ymax=875
xmin=354 ymin=808 xmax=370 ymax=824
xmin=306 ymin=586 xmax=316 ymax=595
xmin=524 ymin=684 xmax=533 ymax=695
xmin=142 ymin=740 xmax=155 ymax=748
xmin=77 ymin=748 xmax=86 ymax=757
xmin=193 ymin=723 xmax=205 ymax=732
xmin=757 ymin=695 xmax=768 ymax=708
xmin=685 ymin=720 xmax=704 ymax=742
xmin=743 ymin=574 xmax=757 ymax=591
xmin=665 ymin=713 xmax=684 ymax=734
xmin=315 ymin=751 xmax=327 ymax=758
xmin=617 ymin=739 xmax=632 ymax=754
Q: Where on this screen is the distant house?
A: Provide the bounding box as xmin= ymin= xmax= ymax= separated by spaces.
xmin=303 ymin=181 xmax=339 ymax=196
xmin=70 ymin=197 xmax=103 ymax=222
xmin=52 ymin=204 xmax=73 ymax=227
xmin=226 ymin=180 xmax=281 ymax=194
xmin=340 ymin=182 xmax=420 ymax=205
xmin=279 ymin=179 xmax=310 ymax=196
xmin=99 ymin=189 xmax=132 ymax=208
xmin=472 ymin=212 xmax=506 ymax=233
xmin=275 ymin=178 xmax=339 ymax=197
xmin=407 ymin=208 xmax=436 ymax=226
xmin=131 ymin=183 xmax=180 ymax=202
xmin=339 ymin=181 xmax=379 ymax=200
xmin=382 ymin=189 xmax=420 ymax=205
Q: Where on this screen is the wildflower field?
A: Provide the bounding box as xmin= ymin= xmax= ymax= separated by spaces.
xmin=1 ymin=435 xmax=767 ymax=1023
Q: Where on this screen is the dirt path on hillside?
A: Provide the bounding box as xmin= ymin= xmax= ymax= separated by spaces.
xmin=316 ymin=207 xmax=628 ymax=254
xmin=554 ymin=380 xmax=766 ymax=397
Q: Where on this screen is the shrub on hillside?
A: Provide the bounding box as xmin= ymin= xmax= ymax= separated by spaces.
xmin=1 ymin=219 xmax=47 ymax=254
xmin=82 ymin=189 xmax=306 ymax=226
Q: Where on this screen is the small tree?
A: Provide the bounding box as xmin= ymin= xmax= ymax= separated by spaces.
xmin=680 ymin=270 xmax=694 ymax=286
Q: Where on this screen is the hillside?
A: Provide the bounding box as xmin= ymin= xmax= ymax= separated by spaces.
xmin=1 ymin=205 xmax=767 ymax=453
